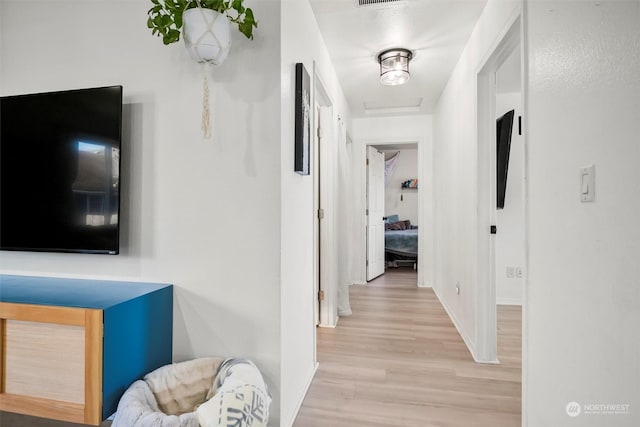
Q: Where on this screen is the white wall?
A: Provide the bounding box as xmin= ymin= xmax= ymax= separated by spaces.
xmin=495 ymin=92 xmax=524 ymax=305
xmin=432 ymin=0 xmax=522 ymax=358
xmin=380 ymin=149 xmax=419 ymax=226
xmin=526 ymin=1 xmax=640 ymax=426
xmin=280 ymin=0 xmax=351 ymax=425
xmin=0 ymin=0 xmax=284 ymax=423
xmin=352 ymin=115 xmax=433 ymax=287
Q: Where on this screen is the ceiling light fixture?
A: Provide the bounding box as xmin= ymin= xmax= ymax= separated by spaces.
xmin=377 ymin=48 xmax=413 ymax=86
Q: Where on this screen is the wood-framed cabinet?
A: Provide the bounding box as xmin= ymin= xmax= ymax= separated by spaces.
xmin=0 ymin=275 xmax=173 ymax=425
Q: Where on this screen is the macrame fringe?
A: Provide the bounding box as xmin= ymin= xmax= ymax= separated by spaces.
xmin=187 ymin=0 xmax=231 ymax=139
xmin=202 ymin=62 xmax=212 ymax=139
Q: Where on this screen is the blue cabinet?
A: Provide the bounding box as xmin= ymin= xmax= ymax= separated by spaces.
xmin=0 ymin=275 xmax=173 ymax=425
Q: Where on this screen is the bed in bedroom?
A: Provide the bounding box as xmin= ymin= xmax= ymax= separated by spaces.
xmin=384 ymin=220 xmax=418 ymax=269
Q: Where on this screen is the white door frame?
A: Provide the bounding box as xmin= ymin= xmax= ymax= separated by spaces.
xmin=313 ymin=102 xmax=321 ymax=329
xmin=474 ymin=9 xmax=524 ymax=364
xmin=313 ymin=66 xmax=337 ymax=329
xmin=359 ymin=138 xmax=427 ymax=287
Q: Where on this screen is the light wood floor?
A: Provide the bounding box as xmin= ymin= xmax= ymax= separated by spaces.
xmin=295 ymin=267 xmax=522 ymax=427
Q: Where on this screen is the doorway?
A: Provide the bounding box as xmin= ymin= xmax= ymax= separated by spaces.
xmin=494 ymin=45 xmax=524 ymax=307
xmin=313 ymin=71 xmax=336 ymax=329
xmin=365 ymin=142 xmax=421 ymax=285
xmin=475 ymin=12 xmax=524 ymax=365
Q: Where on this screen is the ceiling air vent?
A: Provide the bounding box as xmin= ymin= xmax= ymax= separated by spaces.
xmin=356 ymin=0 xmax=405 ymax=7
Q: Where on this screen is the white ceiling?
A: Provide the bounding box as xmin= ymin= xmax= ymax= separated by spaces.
xmin=310 ymin=0 xmax=488 ymax=117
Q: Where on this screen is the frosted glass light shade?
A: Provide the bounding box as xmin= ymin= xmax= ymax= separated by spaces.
xmin=378 ymin=48 xmax=413 ymax=86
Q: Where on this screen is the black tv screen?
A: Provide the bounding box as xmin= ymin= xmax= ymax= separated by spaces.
xmin=0 ymin=86 xmax=123 ymax=254
xmin=496 ymin=109 xmax=514 ymax=210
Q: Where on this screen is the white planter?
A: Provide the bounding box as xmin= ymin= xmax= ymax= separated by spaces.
xmin=183 ymin=8 xmax=231 ymax=65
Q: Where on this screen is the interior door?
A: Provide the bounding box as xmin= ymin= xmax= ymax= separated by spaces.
xmin=366 ymin=146 xmax=385 ymax=281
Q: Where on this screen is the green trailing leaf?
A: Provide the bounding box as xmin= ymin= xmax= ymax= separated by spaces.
xmin=238 ymin=20 xmax=252 ymax=39
xmin=160 ymin=14 xmax=172 ymax=26
xmin=231 ymin=0 xmax=244 ymax=14
xmin=245 ymin=7 xmax=256 ymax=26
xmin=167 ymin=29 xmax=181 ymax=43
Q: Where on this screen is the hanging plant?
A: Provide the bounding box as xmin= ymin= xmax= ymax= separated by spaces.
xmin=147 ymin=0 xmax=257 ymax=139
xmin=147 ymin=0 xmax=257 ymax=45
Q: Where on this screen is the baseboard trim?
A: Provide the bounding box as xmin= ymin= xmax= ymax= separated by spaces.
xmin=431 ymin=285 xmax=479 ymax=362
xmin=497 ymin=298 xmax=522 ymax=306
xmin=318 ymin=324 xmax=336 ymax=328
xmin=284 ymin=362 xmax=319 ymax=427
xmin=318 ymin=316 xmax=338 ymax=328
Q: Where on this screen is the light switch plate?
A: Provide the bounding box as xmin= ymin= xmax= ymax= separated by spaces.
xmin=580 ymin=165 xmax=595 ymax=202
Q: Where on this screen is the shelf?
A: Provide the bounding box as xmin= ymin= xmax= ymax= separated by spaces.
xmin=0 ymin=275 xmax=173 ymax=425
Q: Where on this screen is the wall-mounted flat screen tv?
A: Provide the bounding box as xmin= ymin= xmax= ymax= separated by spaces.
xmin=0 ymin=86 xmax=123 ymax=254
xmin=496 ymin=109 xmax=515 ymax=210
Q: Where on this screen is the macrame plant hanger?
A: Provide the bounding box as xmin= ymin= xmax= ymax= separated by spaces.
xmin=185 ymin=0 xmax=232 ymax=139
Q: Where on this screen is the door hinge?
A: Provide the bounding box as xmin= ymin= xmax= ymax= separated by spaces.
xmin=318 ymin=290 xmax=325 ymax=301
xmin=317 ymin=208 xmax=325 ymax=220
xmin=366 ymin=209 xmax=369 ymax=216
xmin=366 ymin=158 xmax=369 ymax=166
xmin=366 ymin=260 xmax=369 ymax=266
xmin=490 ymin=225 xmax=497 ymax=234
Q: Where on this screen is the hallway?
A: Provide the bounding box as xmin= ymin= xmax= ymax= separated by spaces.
xmin=295 ymin=268 xmax=521 ymax=427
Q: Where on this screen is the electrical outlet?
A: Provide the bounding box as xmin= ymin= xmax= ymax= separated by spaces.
xmin=456 ymin=282 xmax=460 ymax=295
xmin=516 ymin=267 xmax=523 ymax=278
xmin=507 ymin=267 xmax=515 ymax=278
